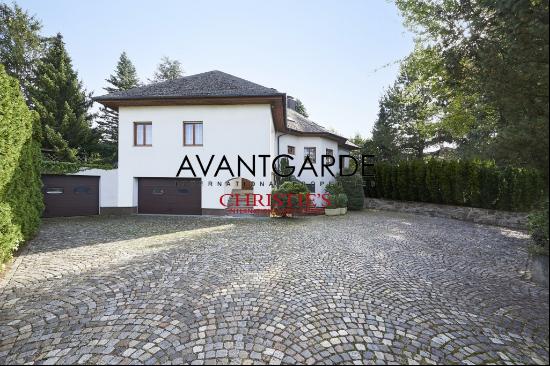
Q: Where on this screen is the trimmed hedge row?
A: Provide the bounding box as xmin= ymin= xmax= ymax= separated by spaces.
xmin=364 ymin=159 xmax=545 ymax=212
xmin=336 ymin=173 xmax=365 ymax=210
xmin=0 ymin=65 xmax=44 ymax=266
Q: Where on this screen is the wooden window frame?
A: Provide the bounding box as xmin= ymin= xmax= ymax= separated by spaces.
xmin=304 ymin=147 xmax=316 ymax=164
xmin=287 ymin=145 xmax=295 ymax=155
xmin=134 ymin=122 xmax=152 ymax=147
xmin=326 ymin=148 xmax=334 ymax=156
xmin=183 ymin=121 xmax=203 ymax=146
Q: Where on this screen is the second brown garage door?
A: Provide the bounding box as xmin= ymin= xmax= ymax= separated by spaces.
xmin=138 ymin=178 xmax=202 ymax=215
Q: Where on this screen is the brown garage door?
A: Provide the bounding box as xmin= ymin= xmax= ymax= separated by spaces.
xmin=42 ymin=175 xmax=99 ymax=217
xmin=138 ymin=178 xmax=202 ymax=215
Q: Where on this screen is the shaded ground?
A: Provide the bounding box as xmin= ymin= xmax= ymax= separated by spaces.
xmin=0 ymin=211 xmax=548 ymax=365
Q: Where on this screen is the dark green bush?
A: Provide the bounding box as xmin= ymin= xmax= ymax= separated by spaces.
xmin=336 ymin=193 xmax=348 ymax=208
xmin=0 ymin=65 xmax=43 ymax=266
xmin=528 ymin=199 xmax=549 ymax=256
xmin=365 ymin=159 xmax=545 ymax=212
xmin=337 ymin=171 xmax=364 ymax=210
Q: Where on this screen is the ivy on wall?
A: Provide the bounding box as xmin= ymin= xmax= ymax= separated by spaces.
xmin=41 ymin=160 xmax=114 ymax=175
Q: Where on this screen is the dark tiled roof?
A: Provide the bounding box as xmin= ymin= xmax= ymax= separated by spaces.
xmin=286 ymin=109 xmax=358 ymax=148
xmin=286 ymin=109 xmax=342 ymax=137
xmin=287 ymin=109 xmax=331 ymax=134
xmin=94 ymin=70 xmax=283 ymax=100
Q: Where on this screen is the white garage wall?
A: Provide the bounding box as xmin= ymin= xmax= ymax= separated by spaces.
xmin=73 ymin=168 xmax=118 ymax=207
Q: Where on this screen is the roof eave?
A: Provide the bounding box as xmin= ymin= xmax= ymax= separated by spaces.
xmin=285 ymin=128 xmax=348 ymax=145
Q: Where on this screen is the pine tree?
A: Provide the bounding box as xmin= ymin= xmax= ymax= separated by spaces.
xmin=151 ymin=56 xmax=183 ymax=82
xmin=371 ymin=88 xmax=401 ymax=162
xmin=96 ymin=52 xmax=140 ymax=164
xmin=105 ymin=52 xmax=140 ymax=92
xmin=29 ymin=33 xmax=97 ymax=162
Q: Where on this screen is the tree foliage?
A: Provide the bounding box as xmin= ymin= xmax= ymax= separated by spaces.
xmin=29 ymin=33 xmax=98 ymax=162
xmin=152 ymin=56 xmax=183 ymax=82
xmin=0 ymin=65 xmax=43 ymax=266
xmin=368 ymin=0 xmax=548 ymax=187
xmin=295 ymin=98 xmax=309 ymax=117
xmin=104 ymin=51 xmax=140 ymax=93
xmin=96 ymin=52 xmax=140 ymax=164
xmin=0 ymin=2 xmax=43 ymax=102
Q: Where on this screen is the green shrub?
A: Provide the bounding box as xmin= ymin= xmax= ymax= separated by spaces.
xmin=337 ymin=171 xmax=364 ymax=210
xmin=0 ymin=65 xmax=43 ymax=267
xmin=365 ymin=158 xmax=545 ymax=212
xmin=271 ymin=181 xmax=310 ymax=217
xmin=528 ymin=199 xmax=549 ymax=256
xmin=336 ymin=193 xmax=348 ymax=208
xmin=0 ymin=203 xmax=23 ymax=264
xmin=325 ymin=194 xmax=338 ymax=209
xmin=324 ymin=181 xmax=344 ymax=196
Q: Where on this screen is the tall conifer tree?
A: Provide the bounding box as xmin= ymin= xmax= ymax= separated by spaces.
xmin=29 ymin=33 xmax=97 ymax=162
xmin=96 ymin=52 xmax=140 ymax=163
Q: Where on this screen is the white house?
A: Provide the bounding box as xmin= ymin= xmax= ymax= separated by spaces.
xmin=44 ymin=71 xmax=357 ymax=216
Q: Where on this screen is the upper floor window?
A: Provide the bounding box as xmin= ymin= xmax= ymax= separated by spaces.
xmin=326 ymin=148 xmax=334 ymax=156
xmin=184 ymin=122 xmax=203 ymax=146
xmin=134 ymin=122 xmax=152 ymax=146
xmin=304 ymin=147 xmax=316 ymax=163
xmin=288 ymin=145 xmax=295 ymax=155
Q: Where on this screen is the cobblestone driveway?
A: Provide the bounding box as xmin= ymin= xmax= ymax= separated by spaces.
xmin=1 ymin=211 xmax=548 ymax=365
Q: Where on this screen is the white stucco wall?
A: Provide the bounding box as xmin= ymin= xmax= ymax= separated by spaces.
xmin=73 ymin=168 xmax=118 ymax=207
xmin=276 ymin=133 xmax=349 ymax=195
xmin=117 ymin=104 xmax=274 ymax=210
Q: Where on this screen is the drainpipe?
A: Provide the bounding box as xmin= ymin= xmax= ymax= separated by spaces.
xmin=277 ymin=132 xmax=288 ymax=156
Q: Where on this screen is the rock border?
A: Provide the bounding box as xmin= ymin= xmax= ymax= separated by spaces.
xmin=364 ymin=198 xmax=529 ymax=230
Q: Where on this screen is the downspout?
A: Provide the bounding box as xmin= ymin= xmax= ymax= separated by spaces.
xmin=277 ymin=132 xmax=288 ymax=156
xmin=275 ymin=94 xmax=288 ymax=186
xmin=278 ymin=93 xmax=288 ymax=156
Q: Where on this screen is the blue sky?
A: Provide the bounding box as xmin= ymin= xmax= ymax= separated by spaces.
xmin=17 ymin=0 xmax=414 ymax=138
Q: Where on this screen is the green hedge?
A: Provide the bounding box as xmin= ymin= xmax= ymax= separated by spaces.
xmin=365 ymin=159 xmax=545 ymax=212
xmin=0 ymin=65 xmax=44 ymax=267
xmin=528 ymin=199 xmax=549 ymax=255
xmin=336 ymin=172 xmax=365 ymax=210
xmin=41 ymin=160 xmax=114 ymax=174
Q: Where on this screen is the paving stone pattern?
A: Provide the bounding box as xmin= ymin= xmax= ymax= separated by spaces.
xmin=0 ymin=212 xmax=548 ymax=365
